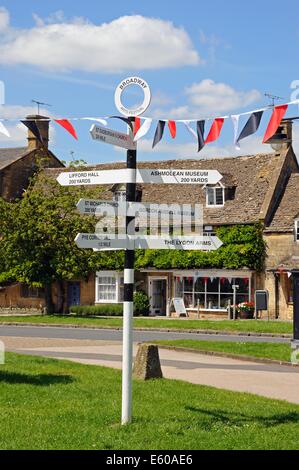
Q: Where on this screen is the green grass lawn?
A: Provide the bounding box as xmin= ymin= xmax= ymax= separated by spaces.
xmin=0 ymin=315 xmax=293 ymax=335
xmin=0 ymin=353 xmax=299 ymax=450
xmin=152 ymin=340 xmax=293 ymax=363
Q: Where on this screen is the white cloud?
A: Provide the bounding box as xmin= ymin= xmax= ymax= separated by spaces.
xmin=148 ymin=79 xmax=262 ymax=120
xmin=185 ymin=79 xmax=261 ymax=116
xmin=0 ymin=12 xmax=200 ymax=72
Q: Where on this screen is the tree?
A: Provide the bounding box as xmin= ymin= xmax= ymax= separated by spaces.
xmin=0 ymin=170 xmax=105 ymax=313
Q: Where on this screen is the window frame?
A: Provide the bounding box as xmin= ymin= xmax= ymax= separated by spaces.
xmin=95 ymin=271 xmax=124 ymax=304
xmin=174 ymin=275 xmax=251 ymax=309
xmin=206 ymin=184 xmax=225 ymax=208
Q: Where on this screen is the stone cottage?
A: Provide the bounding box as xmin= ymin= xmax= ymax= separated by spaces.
xmin=1 ymin=118 xmax=299 ymax=320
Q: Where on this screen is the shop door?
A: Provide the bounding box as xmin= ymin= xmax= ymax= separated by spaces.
xmin=149 ymin=278 xmax=167 ymax=316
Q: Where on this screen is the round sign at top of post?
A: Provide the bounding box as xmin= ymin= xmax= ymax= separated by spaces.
xmin=114 ymin=76 xmax=151 ymax=117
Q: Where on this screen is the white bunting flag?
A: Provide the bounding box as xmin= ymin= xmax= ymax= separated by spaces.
xmin=182 ymin=121 xmax=197 ymax=140
xmin=81 ymin=117 xmax=108 ymax=126
xmin=231 ymin=115 xmax=240 ymax=150
xmin=133 ymin=118 xmax=152 ymax=142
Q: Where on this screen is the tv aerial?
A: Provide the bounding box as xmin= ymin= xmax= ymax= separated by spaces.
xmin=31 ymin=99 xmax=52 ymax=115
xmin=264 ymin=93 xmax=285 ymax=107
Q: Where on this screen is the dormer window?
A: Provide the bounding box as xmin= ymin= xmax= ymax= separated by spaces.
xmin=295 ymin=220 xmax=299 ymax=242
xmin=206 ymin=184 xmax=225 ymax=207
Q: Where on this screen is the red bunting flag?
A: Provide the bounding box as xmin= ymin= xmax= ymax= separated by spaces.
xmin=134 ymin=117 xmax=141 ymax=137
xmin=168 ymin=120 xmax=176 ymax=139
xmin=205 ymin=118 xmax=225 ymax=144
xmin=54 ymin=119 xmax=78 ymax=140
xmin=262 ymin=105 xmax=288 ymax=143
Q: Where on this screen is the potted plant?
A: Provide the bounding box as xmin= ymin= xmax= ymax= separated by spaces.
xmin=236 ymin=301 xmax=255 ymax=319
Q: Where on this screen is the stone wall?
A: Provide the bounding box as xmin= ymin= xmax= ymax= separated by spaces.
xmin=1 ymin=150 xmax=62 ymax=201
xmin=263 ymin=232 xmax=298 ymax=320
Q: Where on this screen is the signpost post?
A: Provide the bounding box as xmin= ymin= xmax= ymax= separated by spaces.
xmin=56 ymin=75 xmax=224 ymax=426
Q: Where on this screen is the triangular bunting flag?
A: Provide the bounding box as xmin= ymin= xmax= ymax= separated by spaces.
xmin=205 ymin=118 xmax=225 ymax=144
xmin=134 ymin=118 xmax=152 ymax=142
xmin=231 ymin=115 xmax=240 ymax=150
xmin=263 ymin=105 xmax=288 ymax=143
xmin=134 ymin=117 xmax=141 ymax=137
xmin=0 ymin=121 xmax=10 ymax=138
xmin=152 ymin=120 xmax=166 ymax=148
xmin=21 ymin=120 xmax=44 ymax=143
xmin=168 ymin=120 xmax=176 ymax=139
xmin=183 ymin=121 xmax=197 ymax=140
xmin=54 ymin=119 xmax=78 ymax=140
xmin=197 ymin=120 xmax=205 ymax=152
xmin=237 ymin=111 xmax=263 ymax=144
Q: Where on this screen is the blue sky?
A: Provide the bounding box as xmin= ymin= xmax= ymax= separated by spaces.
xmin=0 ymin=0 xmax=299 ymax=163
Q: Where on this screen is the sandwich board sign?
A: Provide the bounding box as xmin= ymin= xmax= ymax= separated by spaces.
xmin=171 ymin=298 xmax=187 ymax=316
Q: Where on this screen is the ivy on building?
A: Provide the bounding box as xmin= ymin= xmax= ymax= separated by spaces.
xmin=95 ymin=224 xmax=266 ymax=272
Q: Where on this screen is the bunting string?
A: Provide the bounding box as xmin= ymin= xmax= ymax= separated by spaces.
xmin=0 ymin=98 xmax=298 ymax=149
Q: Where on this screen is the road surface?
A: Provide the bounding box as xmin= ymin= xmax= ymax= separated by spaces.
xmin=1 ymin=324 xmax=298 ymax=405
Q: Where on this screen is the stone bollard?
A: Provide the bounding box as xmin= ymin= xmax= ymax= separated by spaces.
xmin=133 ymin=343 xmax=163 ymax=380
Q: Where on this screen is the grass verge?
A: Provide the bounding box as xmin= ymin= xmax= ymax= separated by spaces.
xmin=0 ymin=353 xmax=299 ymax=450
xmin=152 ymin=340 xmax=292 ymax=363
xmin=0 ymin=315 xmax=293 ymax=335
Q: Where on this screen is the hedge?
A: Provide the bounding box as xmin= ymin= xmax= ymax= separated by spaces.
xmin=70 ymin=291 xmax=150 ymax=317
xmin=70 ymin=304 xmax=123 ymax=316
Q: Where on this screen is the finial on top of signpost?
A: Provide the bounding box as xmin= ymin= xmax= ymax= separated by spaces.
xmin=114 ymin=76 xmax=151 ymax=117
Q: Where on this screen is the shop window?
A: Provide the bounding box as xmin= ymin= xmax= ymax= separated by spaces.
xmin=174 ymin=276 xmax=250 ymax=309
xmin=96 ymin=272 xmax=124 ymax=303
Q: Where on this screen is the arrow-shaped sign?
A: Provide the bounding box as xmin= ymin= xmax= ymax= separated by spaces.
xmin=75 ymin=233 xmax=223 ymax=251
xmin=76 ymin=198 xmax=197 ymax=219
xmin=75 ymin=233 xmax=132 ymax=250
xmin=57 ymin=169 xmax=223 ymax=187
xmin=137 ymin=169 xmax=223 ymax=185
xmin=90 ymin=124 xmax=136 ymax=150
xmin=56 ymin=169 xmax=136 ymax=186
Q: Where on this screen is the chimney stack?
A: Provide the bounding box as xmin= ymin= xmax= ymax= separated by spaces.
xmin=266 ymin=118 xmax=293 ymax=152
xmin=26 ymin=114 xmax=50 ymax=150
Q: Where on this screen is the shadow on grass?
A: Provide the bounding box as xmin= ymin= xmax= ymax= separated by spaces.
xmin=185 ymin=406 xmax=299 ymax=427
xmin=0 ymin=371 xmax=74 ymax=386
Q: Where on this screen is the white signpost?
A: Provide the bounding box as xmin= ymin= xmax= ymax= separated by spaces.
xmin=57 ymin=168 xmax=223 ymax=187
xmin=90 ymin=124 xmax=136 ymax=150
xmin=75 ymin=233 xmax=223 ymax=251
xmin=56 ymin=76 xmax=224 ymax=427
